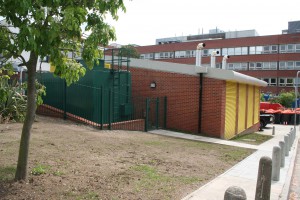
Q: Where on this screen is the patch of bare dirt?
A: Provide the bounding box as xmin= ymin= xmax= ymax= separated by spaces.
xmin=0 ymin=116 xmax=254 ymax=200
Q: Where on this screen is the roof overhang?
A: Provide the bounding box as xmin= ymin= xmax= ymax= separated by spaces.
xmin=106 ymin=56 xmax=267 ymax=87
xmin=203 ymin=67 xmax=267 ymax=87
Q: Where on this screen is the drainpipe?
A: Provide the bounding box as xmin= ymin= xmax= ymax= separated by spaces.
xmin=210 ymin=50 xmax=219 ymax=68
xmin=222 ymin=55 xmax=230 ymax=69
xmin=199 ymin=73 xmax=203 ymax=133
xmin=195 ymin=43 xmax=206 ymax=134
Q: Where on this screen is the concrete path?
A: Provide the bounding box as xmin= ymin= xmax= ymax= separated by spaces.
xmin=150 ymin=125 xmax=299 ymax=200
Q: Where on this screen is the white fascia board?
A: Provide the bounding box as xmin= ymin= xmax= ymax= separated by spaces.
xmin=105 ymin=56 xmax=267 ymax=87
xmin=128 ymin=58 xmax=208 ymax=76
xmin=204 ymin=67 xmax=268 ymax=87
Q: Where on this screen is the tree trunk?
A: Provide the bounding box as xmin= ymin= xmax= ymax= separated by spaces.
xmin=15 ymin=52 xmax=38 ymax=181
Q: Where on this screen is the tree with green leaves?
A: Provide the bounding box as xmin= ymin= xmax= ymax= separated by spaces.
xmin=0 ymin=0 xmax=126 ymax=181
xmin=118 ymin=44 xmax=140 ymax=58
xmin=270 ymin=91 xmax=295 ymax=108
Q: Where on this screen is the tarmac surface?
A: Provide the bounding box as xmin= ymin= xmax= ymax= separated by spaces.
xmin=150 ymin=124 xmax=300 ymax=200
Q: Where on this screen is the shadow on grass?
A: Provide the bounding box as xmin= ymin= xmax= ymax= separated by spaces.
xmin=0 ymin=165 xmax=16 ymax=199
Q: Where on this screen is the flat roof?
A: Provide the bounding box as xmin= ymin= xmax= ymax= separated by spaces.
xmin=117 ymin=57 xmax=267 ymax=87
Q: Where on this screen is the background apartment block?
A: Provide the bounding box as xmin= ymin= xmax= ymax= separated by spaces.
xmin=136 ymin=21 xmax=300 ymax=94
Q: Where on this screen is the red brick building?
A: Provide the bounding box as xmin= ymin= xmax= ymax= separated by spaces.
xmin=127 ymin=58 xmax=266 ymax=139
xmin=135 ymin=24 xmax=300 ymax=95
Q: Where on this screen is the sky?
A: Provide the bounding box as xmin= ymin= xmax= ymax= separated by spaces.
xmin=107 ymin=0 xmax=300 ymax=46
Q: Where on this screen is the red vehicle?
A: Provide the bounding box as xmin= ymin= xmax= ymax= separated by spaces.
xmin=260 ymin=102 xmax=284 ymax=110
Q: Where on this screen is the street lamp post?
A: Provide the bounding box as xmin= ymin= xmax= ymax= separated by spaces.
xmin=294 ymin=71 xmax=300 ymax=133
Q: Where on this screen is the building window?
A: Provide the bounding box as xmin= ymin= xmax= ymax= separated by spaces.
xmin=280 ymin=45 xmax=286 ymax=53
xmin=279 ymin=61 xmax=286 ymax=69
xmin=256 ymin=46 xmax=263 ymax=54
xmin=270 ymin=78 xmax=277 ymax=86
xmin=235 ymin=47 xmax=242 ymax=55
xmin=170 ymin=52 xmax=174 ymax=58
xmin=249 ymin=62 xmax=277 ymax=70
xmin=227 ymin=48 xmax=234 ymax=55
xmin=287 ymin=44 xmax=295 ymax=53
xmin=263 ymin=46 xmax=270 ymax=53
xmin=175 ymin=51 xmax=186 ymax=58
xmin=186 ymin=50 xmax=195 ymax=57
xmin=287 ymin=78 xmax=294 ymax=86
xmin=278 ymin=61 xmax=300 ymax=70
xmin=270 ymin=62 xmax=277 ymax=69
xmin=256 ymin=62 xmax=262 ymax=69
xmin=241 ymin=47 xmax=248 ymax=55
xmin=228 ymin=63 xmax=234 ymax=70
xmin=143 ymin=53 xmax=154 ymax=59
xmin=296 ymin=61 xmax=300 ymax=69
xmin=296 ymin=44 xmax=300 ymax=53
xmin=154 ymin=53 xmax=160 ymax=59
xmin=262 ymin=45 xmax=278 ymax=54
xmin=262 ymin=78 xmax=277 ymax=86
xmin=279 ymin=78 xmax=296 ymax=87
xmin=227 ymin=62 xmax=248 ymax=70
xmin=249 ymin=46 xmax=256 ymax=54
xmin=262 ymin=62 xmax=270 ymax=69
xmin=222 ymin=47 xmax=247 ymax=56
xmin=240 ymin=63 xmax=248 ymax=70
xmin=279 ymin=78 xmax=285 ymax=86
xmin=287 ymin=61 xmax=294 ymax=69
xmin=202 ymin=49 xmax=209 ymax=57
xmin=222 ymin=48 xmax=228 ymax=56
xmin=271 ymin=45 xmax=278 ymax=53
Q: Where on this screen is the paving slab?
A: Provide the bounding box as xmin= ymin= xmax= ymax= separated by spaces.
xmin=150 ymin=124 xmax=299 ymax=200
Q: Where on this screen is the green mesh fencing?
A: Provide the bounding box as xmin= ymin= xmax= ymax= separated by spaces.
xmin=37 ymin=59 xmax=133 ymax=126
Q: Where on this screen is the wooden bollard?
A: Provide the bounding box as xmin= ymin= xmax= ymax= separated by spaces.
xmin=255 ymin=156 xmax=272 ymax=200
xmin=224 ymin=186 xmax=247 ymax=200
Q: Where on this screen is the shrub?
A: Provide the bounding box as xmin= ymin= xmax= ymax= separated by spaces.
xmin=270 ymin=91 xmax=295 ymax=108
xmin=0 ymin=64 xmax=46 ymax=123
xmin=0 ymin=65 xmax=27 ymax=123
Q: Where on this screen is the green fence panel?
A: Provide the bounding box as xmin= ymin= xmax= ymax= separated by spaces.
xmin=37 ymin=59 xmax=133 ymax=126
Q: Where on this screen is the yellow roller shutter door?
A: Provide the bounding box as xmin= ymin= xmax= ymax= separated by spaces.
xmin=225 ymin=82 xmax=237 ymax=139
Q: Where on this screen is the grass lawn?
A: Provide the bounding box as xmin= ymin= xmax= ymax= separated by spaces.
xmin=231 ymin=133 xmax=273 ymax=145
xmin=0 ymin=115 xmax=254 ymax=200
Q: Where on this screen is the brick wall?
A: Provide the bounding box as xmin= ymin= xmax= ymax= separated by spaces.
xmin=130 ymin=67 xmax=228 ymax=137
xmin=201 ymin=77 xmax=226 ymax=138
xmin=130 ymin=67 xmax=200 ymax=133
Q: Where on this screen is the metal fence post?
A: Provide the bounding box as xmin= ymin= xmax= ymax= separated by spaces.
xmin=156 ymin=97 xmax=159 ymax=129
xmin=100 ymin=86 xmax=104 ymax=130
xmin=145 ymin=98 xmax=149 ymax=132
xmin=164 ymin=96 xmax=167 ymax=129
xmin=109 ymin=89 xmax=112 ymax=130
xmin=63 ymin=80 xmax=67 ymax=120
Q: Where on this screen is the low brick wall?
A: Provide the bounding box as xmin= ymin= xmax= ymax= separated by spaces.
xmin=37 ymin=104 xmax=145 ymax=131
